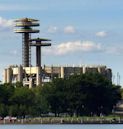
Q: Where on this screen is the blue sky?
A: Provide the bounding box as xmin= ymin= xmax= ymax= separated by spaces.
xmin=0 ymin=0 xmax=123 ymax=85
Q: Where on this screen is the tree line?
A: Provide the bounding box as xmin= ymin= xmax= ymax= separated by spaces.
xmin=0 ymin=73 xmax=121 ymax=117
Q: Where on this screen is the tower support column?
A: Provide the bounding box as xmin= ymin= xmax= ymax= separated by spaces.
xmin=36 ymin=46 xmax=41 ymax=66
xmin=23 ymin=33 xmax=30 ymax=67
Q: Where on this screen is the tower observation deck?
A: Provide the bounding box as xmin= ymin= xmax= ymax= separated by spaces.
xmin=14 ymin=18 xmax=40 ymax=67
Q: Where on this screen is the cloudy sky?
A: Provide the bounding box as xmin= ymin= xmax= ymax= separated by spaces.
xmin=0 ymin=0 xmax=123 ymax=85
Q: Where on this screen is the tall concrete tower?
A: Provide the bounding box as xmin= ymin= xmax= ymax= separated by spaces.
xmin=30 ymin=38 xmax=51 ymax=67
xmin=14 ymin=18 xmax=39 ymax=67
xmin=30 ymin=38 xmax=51 ymax=86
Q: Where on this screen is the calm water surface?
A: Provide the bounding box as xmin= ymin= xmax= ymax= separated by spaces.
xmin=0 ymin=124 xmax=123 ymax=129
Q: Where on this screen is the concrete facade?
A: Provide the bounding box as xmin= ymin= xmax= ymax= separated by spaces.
xmin=3 ymin=65 xmax=112 ymax=88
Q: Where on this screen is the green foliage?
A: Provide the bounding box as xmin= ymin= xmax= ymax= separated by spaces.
xmin=41 ymin=73 xmax=121 ymax=116
xmin=0 ymin=73 xmax=121 ymax=117
xmin=32 ymin=86 xmax=50 ymax=116
xmin=10 ymin=87 xmax=35 ymax=117
xmin=121 ymin=88 xmax=123 ymax=99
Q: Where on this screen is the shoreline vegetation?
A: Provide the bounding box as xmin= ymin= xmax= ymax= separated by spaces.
xmin=0 ymin=73 xmax=121 ymax=118
xmin=0 ymin=73 xmax=122 ymax=122
xmin=0 ymin=116 xmax=123 ymax=124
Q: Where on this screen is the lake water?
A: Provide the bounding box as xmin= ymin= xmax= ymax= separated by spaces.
xmin=0 ymin=124 xmax=123 ymax=129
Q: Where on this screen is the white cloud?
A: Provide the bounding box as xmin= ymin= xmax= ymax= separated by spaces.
xmin=47 ymin=25 xmax=76 ymax=34
xmin=64 ymin=26 xmax=76 ymax=34
xmin=0 ymin=17 xmax=13 ymax=28
xmin=44 ymin=40 xmax=102 ymax=55
xmin=44 ymin=41 xmax=123 ymax=56
xmin=47 ymin=26 xmax=58 ymax=33
xmin=96 ymin=31 xmax=107 ymax=37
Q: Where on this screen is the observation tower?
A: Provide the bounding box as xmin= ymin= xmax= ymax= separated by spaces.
xmin=30 ymin=38 xmax=51 ymax=67
xmin=14 ymin=18 xmax=39 ymax=67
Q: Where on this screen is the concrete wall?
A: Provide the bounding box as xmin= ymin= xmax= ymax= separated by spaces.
xmin=3 ymin=65 xmax=112 ymax=87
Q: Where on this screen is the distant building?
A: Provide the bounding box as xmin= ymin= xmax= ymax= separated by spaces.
xmin=3 ymin=65 xmax=112 ymax=88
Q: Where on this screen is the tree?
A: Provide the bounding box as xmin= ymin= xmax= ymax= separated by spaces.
xmin=42 ymin=73 xmax=121 ymax=116
xmin=0 ymin=73 xmax=121 ymax=117
xmin=32 ymin=86 xmax=50 ymax=116
xmin=10 ymin=87 xmax=35 ymax=117
xmin=41 ymin=79 xmax=68 ymax=116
